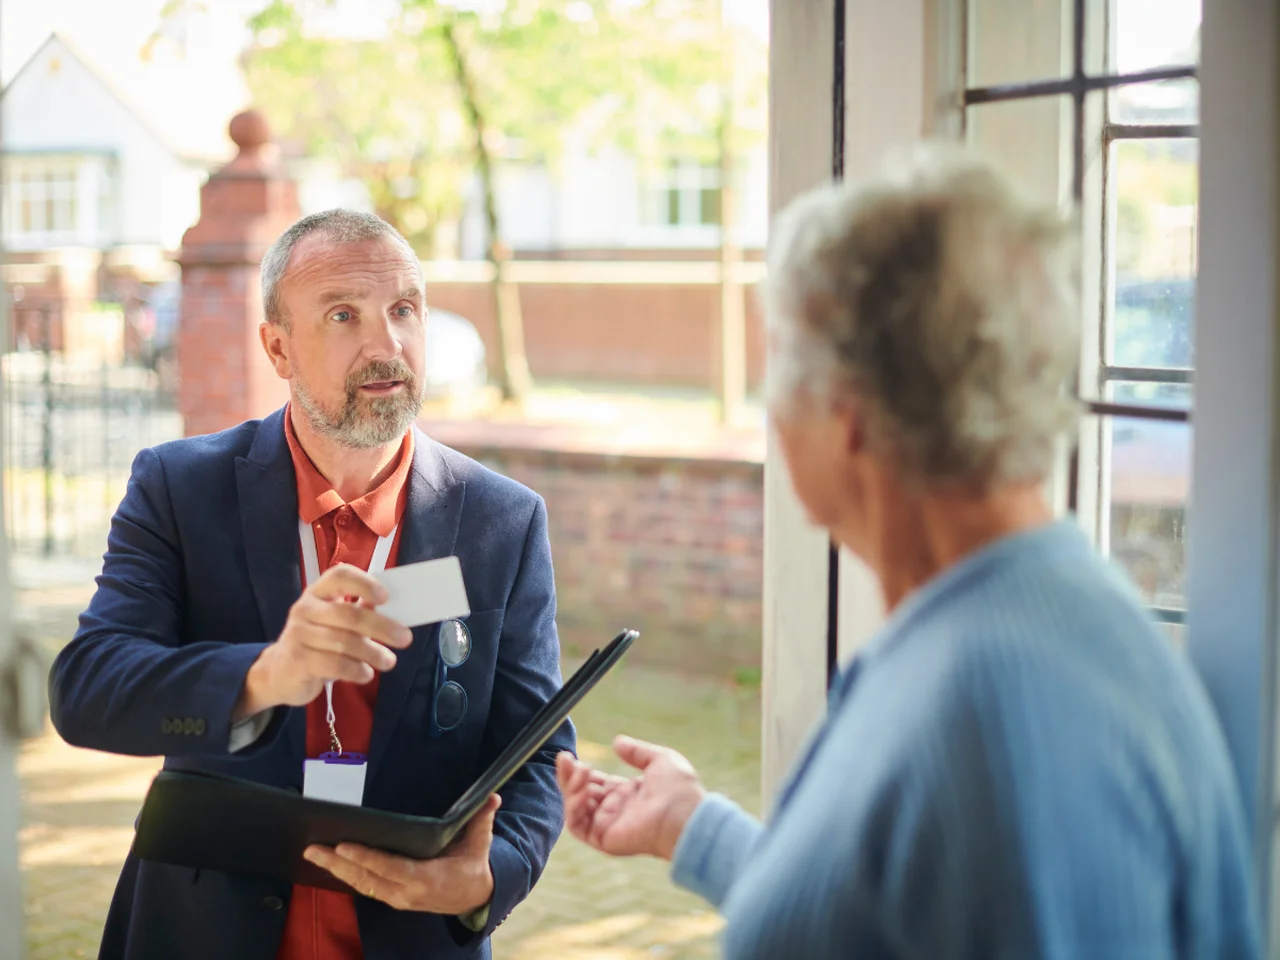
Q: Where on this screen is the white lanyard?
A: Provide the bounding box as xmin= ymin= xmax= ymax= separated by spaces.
xmin=298 ymin=517 xmax=396 ymax=754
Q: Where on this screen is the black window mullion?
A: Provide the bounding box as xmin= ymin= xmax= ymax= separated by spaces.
xmin=963 ymin=64 xmax=1197 ymax=106
xmin=1070 ymin=0 xmax=1087 ymax=204
xmin=1084 ymin=399 xmax=1190 ymax=423
xmin=1105 ymin=123 xmax=1199 ymax=141
xmin=826 ymin=0 xmax=846 ymax=693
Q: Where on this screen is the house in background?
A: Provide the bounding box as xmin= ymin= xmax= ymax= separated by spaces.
xmin=0 ymin=31 xmax=243 ymax=362
xmin=463 ymin=145 xmax=770 ymax=260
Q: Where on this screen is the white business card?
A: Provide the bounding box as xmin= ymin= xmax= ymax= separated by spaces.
xmin=375 ymin=555 xmax=470 ymax=628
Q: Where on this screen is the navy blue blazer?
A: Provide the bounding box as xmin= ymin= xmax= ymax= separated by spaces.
xmin=48 ymin=408 xmax=575 ymax=960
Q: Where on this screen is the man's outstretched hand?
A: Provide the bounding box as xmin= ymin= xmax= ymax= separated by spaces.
xmin=556 ymin=735 xmax=706 ymax=861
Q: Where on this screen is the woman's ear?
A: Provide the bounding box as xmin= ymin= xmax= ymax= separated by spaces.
xmin=835 ymin=393 xmax=867 ymax=459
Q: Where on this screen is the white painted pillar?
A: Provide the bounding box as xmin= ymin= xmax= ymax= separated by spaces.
xmin=1182 ymin=0 xmax=1280 ymax=951
xmin=761 ymin=0 xmax=838 ymax=805
xmin=762 ymin=0 xmax=954 ymax=800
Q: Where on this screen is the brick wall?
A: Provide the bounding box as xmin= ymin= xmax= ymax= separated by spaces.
xmin=426 ymin=282 xmax=768 ymax=390
xmin=422 ymin=420 xmax=765 ymax=679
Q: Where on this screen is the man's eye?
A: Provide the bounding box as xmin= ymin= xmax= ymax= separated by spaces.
xmin=396 ymin=304 xmax=415 ymax=317
xmin=331 ymin=310 xmax=352 ymax=323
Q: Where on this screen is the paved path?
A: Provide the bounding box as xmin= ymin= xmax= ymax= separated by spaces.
xmin=16 ymin=574 xmax=762 ymax=959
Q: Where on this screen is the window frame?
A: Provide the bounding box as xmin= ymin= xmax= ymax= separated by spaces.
xmin=0 ymin=153 xmax=109 ymax=250
xmin=960 ymin=0 xmax=1199 ymax=624
xmin=4 ymin=157 xmax=80 ymax=245
xmin=766 ymin=0 xmax=1280 ymax=932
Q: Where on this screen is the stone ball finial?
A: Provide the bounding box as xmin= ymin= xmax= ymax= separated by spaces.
xmin=229 ymin=110 xmax=272 ymax=154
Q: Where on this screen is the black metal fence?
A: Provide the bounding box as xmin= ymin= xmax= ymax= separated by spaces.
xmin=3 ymin=305 xmax=182 ymax=559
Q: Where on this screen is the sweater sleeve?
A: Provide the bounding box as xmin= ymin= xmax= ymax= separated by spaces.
xmin=669 ymin=793 xmax=764 ymax=909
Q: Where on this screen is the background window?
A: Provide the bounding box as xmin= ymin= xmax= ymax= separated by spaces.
xmin=3 ymin=157 xmax=84 ymax=244
xmin=642 ymin=161 xmax=722 ymax=227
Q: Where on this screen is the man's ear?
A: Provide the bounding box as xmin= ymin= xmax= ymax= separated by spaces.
xmin=259 ymin=321 xmax=292 ymax=380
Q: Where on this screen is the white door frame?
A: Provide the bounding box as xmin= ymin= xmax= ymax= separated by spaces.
xmin=762 ymin=0 xmax=952 ymax=801
xmin=1184 ymin=0 xmax=1280 ymax=950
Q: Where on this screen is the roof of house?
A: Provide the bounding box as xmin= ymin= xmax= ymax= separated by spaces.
xmin=2 ymin=31 xmax=246 ymax=165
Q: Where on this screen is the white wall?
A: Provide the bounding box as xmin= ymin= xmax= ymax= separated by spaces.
xmin=459 ymin=143 xmax=770 ymax=257
xmin=289 ymin=158 xmax=374 ymax=219
xmin=1 ymin=38 xmax=204 ymax=250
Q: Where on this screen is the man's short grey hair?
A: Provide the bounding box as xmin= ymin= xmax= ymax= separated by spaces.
xmin=260 ymin=209 xmax=418 ymax=328
xmin=764 ymin=143 xmax=1081 ymax=487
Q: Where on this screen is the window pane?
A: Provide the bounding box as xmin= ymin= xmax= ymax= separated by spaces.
xmin=1111 ymin=0 xmax=1200 ymax=123
xmin=1114 ymin=0 xmax=1200 ymax=73
xmin=1103 ymin=389 xmax=1190 ymax=609
xmin=1112 ymin=78 xmax=1198 ymax=124
xmin=1109 ymin=139 xmax=1198 ymax=367
xmin=699 ymin=187 xmax=721 ymax=225
xmin=967 ymin=0 xmax=1068 ymax=88
xmin=666 ymin=187 xmax=681 ymax=225
xmin=1108 ymin=379 xmax=1191 ymax=409
xmin=966 ymin=97 xmax=1070 ymax=205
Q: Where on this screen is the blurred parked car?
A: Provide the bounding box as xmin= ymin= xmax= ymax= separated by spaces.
xmin=423 ymin=307 xmax=489 ymax=400
xmin=1113 ymin=277 xmax=1195 ymax=371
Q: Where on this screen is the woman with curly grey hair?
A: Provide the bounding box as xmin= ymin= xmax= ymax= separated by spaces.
xmin=557 ymin=144 xmax=1259 ymax=959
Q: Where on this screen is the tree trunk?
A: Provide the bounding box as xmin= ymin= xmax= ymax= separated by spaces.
xmin=441 ymin=17 xmax=531 ymax=404
xmin=715 ymin=6 xmax=745 ymax=425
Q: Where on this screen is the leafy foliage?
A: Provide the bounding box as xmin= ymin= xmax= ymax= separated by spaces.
xmin=240 ymin=0 xmax=767 ymax=254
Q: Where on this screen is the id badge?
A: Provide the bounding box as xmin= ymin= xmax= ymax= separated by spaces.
xmin=303 ymin=752 xmax=368 ymax=806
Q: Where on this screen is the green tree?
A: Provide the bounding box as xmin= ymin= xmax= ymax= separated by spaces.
xmin=240 ymin=0 xmax=767 ymax=403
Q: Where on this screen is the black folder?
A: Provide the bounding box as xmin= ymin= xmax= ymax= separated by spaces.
xmin=134 ymin=628 xmax=638 ymax=892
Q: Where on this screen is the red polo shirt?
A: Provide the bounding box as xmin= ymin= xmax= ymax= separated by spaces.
xmin=277 ymin=407 xmax=413 ymax=960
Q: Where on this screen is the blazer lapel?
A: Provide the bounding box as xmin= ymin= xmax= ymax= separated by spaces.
xmin=234 ymin=408 xmax=306 ymax=759
xmin=367 ymin=430 xmax=465 ymax=785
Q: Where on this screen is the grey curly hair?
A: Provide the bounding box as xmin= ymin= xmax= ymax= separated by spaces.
xmin=764 ymin=143 xmax=1081 ymax=487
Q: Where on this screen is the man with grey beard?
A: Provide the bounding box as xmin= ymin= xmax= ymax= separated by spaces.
xmin=48 ymin=210 xmax=573 ymax=960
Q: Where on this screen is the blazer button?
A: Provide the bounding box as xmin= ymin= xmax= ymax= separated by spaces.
xmin=264 ymin=896 xmax=284 ymax=911
xmin=194 ymin=718 xmax=206 ymax=736
xmin=160 ymin=719 xmax=173 ymax=734
xmin=182 ymin=718 xmax=196 ymax=735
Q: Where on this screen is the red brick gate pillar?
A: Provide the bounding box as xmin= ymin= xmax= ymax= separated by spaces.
xmin=177 ymin=110 xmax=299 ymax=437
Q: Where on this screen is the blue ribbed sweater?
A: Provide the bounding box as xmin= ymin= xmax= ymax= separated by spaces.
xmin=671 ymin=521 xmax=1260 ymax=959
